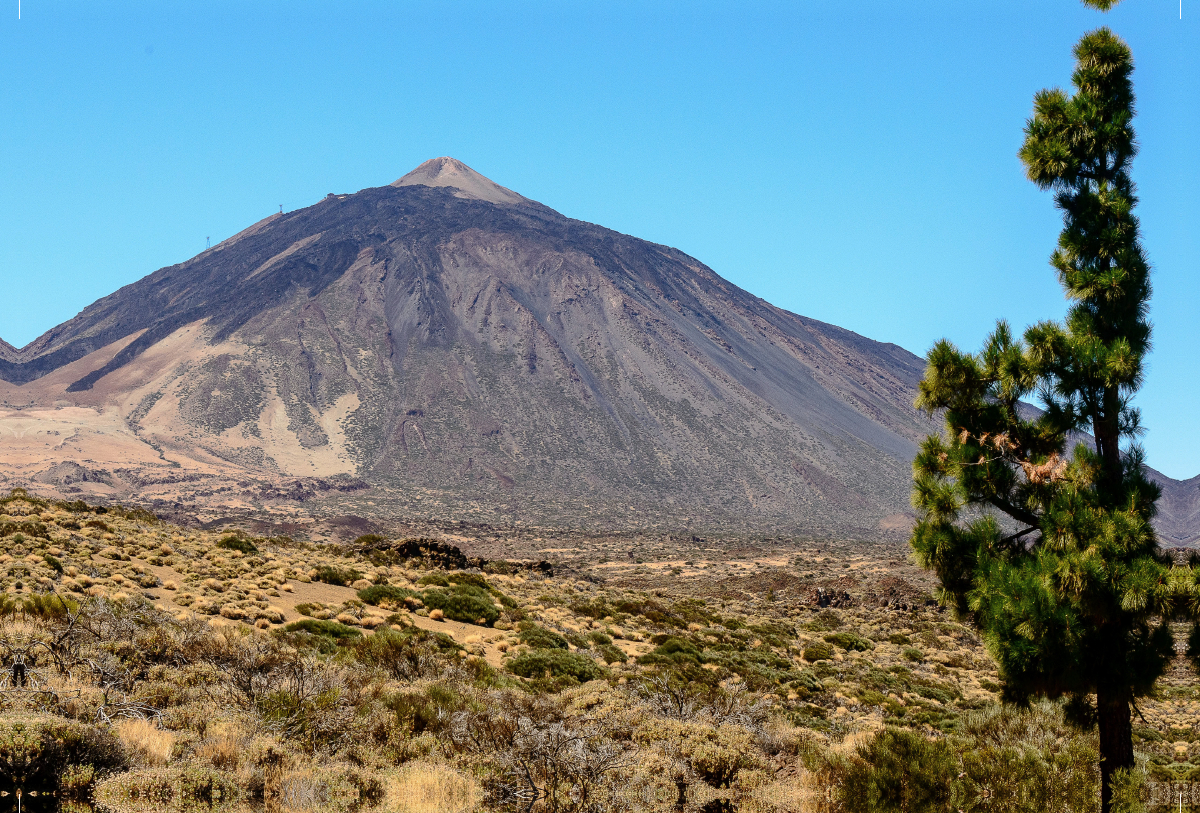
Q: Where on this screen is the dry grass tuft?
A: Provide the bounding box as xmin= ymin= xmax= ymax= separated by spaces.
xmin=117 ymin=718 xmax=175 ymax=766
xmin=385 ymin=762 xmax=479 ymax=813
xmin=196 ymin=732 xmax=244 ymax=771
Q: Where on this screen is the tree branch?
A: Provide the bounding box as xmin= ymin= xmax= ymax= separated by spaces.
xmin=986 ymin=496 xmax=1041 ymax=528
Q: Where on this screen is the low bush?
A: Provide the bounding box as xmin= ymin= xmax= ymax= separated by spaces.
xmin=597 ymin=644 xmax=627 ymax=664
xmin=507 ymin=649 xmax=605 ymax=683
xmin=284 ymin=619 xmax=362 ymax=639
xmin=216 ymin=536 xmax=258 ymax=554
xmin=831 ymin=702 xmax=1103 ymax=812
xmin=824 ymin=632 xmax=874 ymax=652
xmin=790 ymin=671 xmax=823 ymax=694
xmin=353 ymin=627 xmax=460 ymax=680
xmin=640 ymin=636 xmax=704 ymax=665
xmin=387 ymin=684 xmax=468 ymax=736
xmin=520 ymin=626 xmax=569 ymax=650
xmin=313 ymin=565 xmax=363 ymax=586
xmin=357 ymin=584 xmax=417 ymax=608
xmin=421 ymin=586 xmax=499 ymax=626
xmin=447 ymin=572 xmax=490 ymax=589
xmin=839 ymin=727 xmax=956 ymax=812
xmin=803 ymin=643 xmax=834 ymax=662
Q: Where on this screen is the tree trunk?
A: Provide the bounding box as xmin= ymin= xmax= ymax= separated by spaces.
xmin=1097 ymin=689 xmax=1133 ymax=813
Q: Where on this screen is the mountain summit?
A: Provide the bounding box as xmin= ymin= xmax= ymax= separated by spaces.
xmin=1 ymin=160 xmax=1196 ymax=542
xmin=392 ymin=157 xmax=529 ymax=205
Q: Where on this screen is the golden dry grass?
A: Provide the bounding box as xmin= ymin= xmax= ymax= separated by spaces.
xmin=196 ymin=732 xmax=243 ymax=770
xmin=384 ymin=762 xmax=480 ymax=813
xmin=746 ymin=774 xmax=827 ymax=813
xmin=116 ymin=718 xmax=175 ymax=766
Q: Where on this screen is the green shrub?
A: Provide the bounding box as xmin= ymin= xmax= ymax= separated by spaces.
xmin=43 ymin=553 xmax=64 ymax=574
xmin=387 ymin=685 xmax=467 ymax=735
xmin=825 ymin=632 xmax=874 ymax=652
xmin=5 ymin=593 xmax=77 ymax=619
xmin=417 ymin=572 xmax=450 ymax=587
xmin=216 ymin=535 xmax=258 ymax=554
xmin=493 ymin=590 xmax=519 ymax=609
xmin=447 ymin=572 xmax=490 ymax=589
xmin=357 ymin=584 xmax=416 ymax=608
xmin=646 ymin=636 xmax=704 ymax=662
xmin=888 ymin=632 xmax=912 ymax=646
xmin=354 ymin=626 xmax=462 ymax=680
xmin=902 ymin=647 xmax=925 ymax=662
xmin=810 ymin=609 xmax=842 ymax=630
xmin=294 ymin=603 xmax=318 ymax=617
xmin=519 ymin=626 xmax=569 ymax=650
xmin=507 ymin=649 xmax=605 ymax=683
xmin=313 ymin=565 xmax=363 ymax=586
xmin=597 ymin=644 xmax=628 ymax=664
xmin=587 ymin=630 xmax=613 ymax=646
xmin=791 ymin=670 xmax=823 ymax=694
xmin=803 ymin=643 xmax=834 ymax=662
xmin=421 ymin=588 xmax=499 ymax=626
xmin=839 ymin=727 xmax=956 ymax=812
xmin=283 ymin=618 xmax=362 ymax=639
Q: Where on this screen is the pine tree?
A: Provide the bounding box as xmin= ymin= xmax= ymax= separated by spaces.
xmin=910 ymin=27 xmax=1172 ymax=811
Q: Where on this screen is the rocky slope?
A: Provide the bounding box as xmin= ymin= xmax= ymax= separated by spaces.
xmin=0 ymin=158 xmax=1194 ymax=543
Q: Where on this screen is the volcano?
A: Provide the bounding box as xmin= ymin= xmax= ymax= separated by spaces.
xmin=1 ymin=158 xmax=1194 ymax=543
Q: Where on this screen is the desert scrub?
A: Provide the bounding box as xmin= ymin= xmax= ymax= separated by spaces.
xmin=587 ymin=630 xmax=613 ymax=646
xmin=353 ymin=626 xmax=462 ymax=681
xmin=833 ymin=702 xmax=1102 ymax=812
xmin=507 ymin=649 xmax=605 ymax=683
xmin=312 ymin=565 xmax=363 ymax=586
xmin=597 ymin=644 xmax=628 ymax=664
xmin=640 ymin=635 xmax=705 ymax=666
xmin=824 ymin=632 xmax=874 ymax=652
xmin=420 ymin=582 xmax=499 ymax=626
xmin=215 ymin=535 xmax=258 ymax=554
xmin=630 ymin=716 xmax=768 ymax=789
xmin=803 ymin=643 xmax=834 ymax=662
xmin=357 ymin=584 xmax=417 ymax=609
xmin=284 ymin=618 xmax=363 ymax=640
xmin=519 ymin=625 xmax=569 ymax=650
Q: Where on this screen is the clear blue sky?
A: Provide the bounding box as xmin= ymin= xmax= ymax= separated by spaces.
xmin=1 ymin=1 xmax=1196 ymax=477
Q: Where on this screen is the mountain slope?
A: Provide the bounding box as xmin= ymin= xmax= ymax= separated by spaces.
xmin=0 ymin=159 xmax=1194 ymax=542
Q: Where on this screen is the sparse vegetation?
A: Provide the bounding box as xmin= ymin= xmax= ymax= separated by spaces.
xmin=0 ymin=488 xmax=1189 ymax=810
